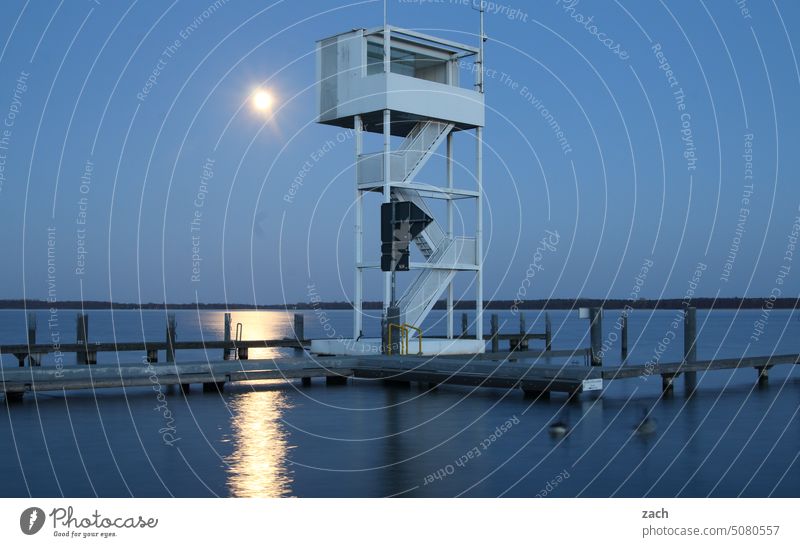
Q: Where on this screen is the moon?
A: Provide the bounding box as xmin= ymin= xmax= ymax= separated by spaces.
xmin=252 ymin=90 xmax=273 ymax=111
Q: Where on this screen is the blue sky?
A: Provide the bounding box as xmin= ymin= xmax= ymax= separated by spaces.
xmin=0 ymin=0 xmax=798 ymax=306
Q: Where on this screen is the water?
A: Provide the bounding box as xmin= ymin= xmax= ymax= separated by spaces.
xmin=1 ymin=308 xmax=798 ymax=497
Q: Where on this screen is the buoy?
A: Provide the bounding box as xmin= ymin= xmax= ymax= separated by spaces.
xmin=548 ymin=419 xmax=570 ymax=437
xmin=635 ymin=407 xmax=657 ymax=435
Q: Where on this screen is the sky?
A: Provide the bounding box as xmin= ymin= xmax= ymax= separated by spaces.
xmin=0 ymin=0 xmax=798 ymax=307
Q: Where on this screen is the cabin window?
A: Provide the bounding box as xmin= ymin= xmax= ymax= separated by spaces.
xmin=366 ymin=40 xmax=450 ymax=84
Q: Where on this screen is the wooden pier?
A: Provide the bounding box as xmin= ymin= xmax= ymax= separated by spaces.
xmin=1 ymin=308 xmax=798 ymax=403
xmin=2 ymin=346 xmax=797 ymax=403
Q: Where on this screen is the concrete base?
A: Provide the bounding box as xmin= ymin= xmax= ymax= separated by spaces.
xmin=310 ymin=337 xmax=486 ymax=357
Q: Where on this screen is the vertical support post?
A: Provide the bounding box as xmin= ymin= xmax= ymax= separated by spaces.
xmin=684 ymin=306 xmax=697 ymax=391
xmin=27 ymin=314 xmax=40 ymax=366
xmin=166 ymin=313 xmax=176 ymax=363
xmin=461 ymin=313 xmax=468 ymax=337
xmin=446 ymin=132 xmax=454 ymax=340
xmin=223 ymin=312 xmax=233 ymax=360
xmin=382 ymin=306 xmax=400 ymax=355
xmin=354 ymin=114 xmax=363 ymax=340
xmin=490 ymin=314 xmax=499 ymax=353
xmin=381 ymin=108 xmax=392 ymax=341
xmin=76 ymin=313 xmax=88 ymax=364
xmin=27 ymin=312 xmax=36 ymax=346
xmin=589 ymin=307 xmax=602 ymax=366
xmin=27 ymin=312 xmax=40 ymax=366
xmin=294 ymin=313 xmax=305 ymax=349
xmin=296 ymin=312 xmax=309 ymax=383
xmin=662 ymin=374 xmax=676 ymax=395
xmin=475 ymin=126 xmax=483 ymax=342
xmin=620 ymin=312 xmax=628 ymax=364
xmin=518 ymin=312 xmax=528 ymax=350
xmin=147 ymin=349 xmax=158 ymax=363
xmin=545 ymin=312 xmax=552 ymax=351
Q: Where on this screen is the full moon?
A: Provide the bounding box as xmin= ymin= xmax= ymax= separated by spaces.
xmin=252 ymin=90 xmax=273 ymax=111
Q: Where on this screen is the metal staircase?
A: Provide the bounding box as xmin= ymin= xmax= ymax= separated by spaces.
xmin=357 ymin=119 xmax=475 ymax=330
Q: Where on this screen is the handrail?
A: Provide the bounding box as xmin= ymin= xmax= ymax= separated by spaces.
xmin=388 ymin=323 xmax=423 ymax=355
xmin=401 ymin=323 xmax=423 ymax=355
xmin=387 ymin=323 xmax=407 ymax=355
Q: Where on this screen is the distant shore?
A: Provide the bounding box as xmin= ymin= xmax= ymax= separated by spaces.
xmin=1 ymin=297 xmax=797 ymax=311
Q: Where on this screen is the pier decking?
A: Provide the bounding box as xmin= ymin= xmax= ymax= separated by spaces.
xmin=2 ymin=349 xmax=797 ymax=403
xmin=2 ymin=308 xmax=798 ymax=403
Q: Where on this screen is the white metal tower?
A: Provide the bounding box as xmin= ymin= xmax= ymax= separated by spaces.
xmin=311 ymin=21 xmax=485 ymax=356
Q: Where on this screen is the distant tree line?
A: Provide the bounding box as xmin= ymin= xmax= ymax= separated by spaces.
xmin=2 ymin=297 xmax=797 ymax=311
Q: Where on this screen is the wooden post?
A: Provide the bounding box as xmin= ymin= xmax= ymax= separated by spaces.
xmin=293 ymin=313 xmax=309 ymax=382
xmin=146 ymin=348 xmax=158 ymax=363
xmin=589 ymin=307 xmax=602 ymax=366
xmin=684 ymin=307 xmax=697 ymax=391
xmin=490 ymin=314 xmax=499 ymax=353
xmin=662 ymin=373 xmax=676 ymax=395
xmin=76 ymin=313 xmax=87 ymax=364
xmin=461 ymin=313 xmax=468 ymax=337
xmin=620 ymin=312 xmax=628 ymax=364
xmin=223 ymin=313 xmax=233 ymax=360
xmin=518 ymin=312 xmax=528 ymax=350
xmin=27 ymin=313 xmax=40 ymax=366
xmin=294 ymin=313 xmax=305 ymax=353
xmin=76 ymin=313 xmax=95 ymax=364
xmin=545 ymin=312 xmax=552 ymax=351
xmin=166 ymin=314 xmax=176 ymax=363
xmin=294 ymin=313 xmax=304 ymax=342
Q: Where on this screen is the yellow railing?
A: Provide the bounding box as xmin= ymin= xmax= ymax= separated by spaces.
xmin=387 ymin=323 xmax=423 ymax=355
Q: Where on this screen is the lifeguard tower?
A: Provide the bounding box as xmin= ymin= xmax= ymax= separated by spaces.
xmin=310 ymin=21 xmax=486 ymax=356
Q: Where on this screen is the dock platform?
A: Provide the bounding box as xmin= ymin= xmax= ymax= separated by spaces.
xmin=2 ymin=349 xmax=797 ymax=402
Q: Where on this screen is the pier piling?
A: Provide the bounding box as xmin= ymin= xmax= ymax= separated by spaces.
xmin=223 ymin=313 xmax=234 ymax=360
xmin=516 ymin=313 xmax=528 ymax=350
xmin=461 ymin=313 xmax=468 ymax=337
xmin=662 ymin=373 xmax=677 ymax=395
xmin=166 ymin=314 xmax=176 ymax=363
xmin=589 ymin=307 xmax=602 ymax=366
xmin=684 ymin=307 xmax=697 ymax=392
xmin=545 ymin=312 xmax=552 ymax=352
xmin=76 ymin=313 xmax=96 ymax=365
xmin=490 ymin=314 xmax=499 ymax=353
xmin=620 ymin=313 xmax=628 ymax=363
xmin=293 ymin=313 xmax=304 ymax=345
xmin=756 ymin=365 xmax=770 ymax=386
xmin=27 ymin=313 xmax=41 ymax=366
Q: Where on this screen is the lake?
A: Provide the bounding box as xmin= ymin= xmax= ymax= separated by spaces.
xmin=1 ymin=308 xmax=798 ymax=497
